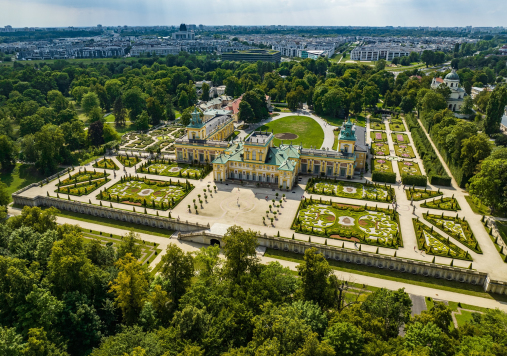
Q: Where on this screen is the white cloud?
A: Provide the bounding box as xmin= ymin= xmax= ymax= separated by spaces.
xmin=0 ymin=0 xmax=505 ymax=27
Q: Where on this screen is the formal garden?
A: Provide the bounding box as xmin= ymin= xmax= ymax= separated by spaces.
xmin=424 ymin=212 xmax=482 ymax=253
xmin=413 ymin=219 xmax=472 ymax=261
xmin=373 ymin=159 xmax=393 ymax=173
xmin=394 ymin=144 xmax=416 ymax=158
xmin=389 ymin=118 xmax=406 ymax=132
xmin=406 ymin=187 xmax=443 ymax=201
xmin=372 ymin=142 xmax=390 ymax=156
xmin=93 ymin=158 xmax=119 ymax=170
xmin=58 ymin=170 xmax=109 ymax=186
xmin=117 ymin=155 xmax=142 ymax=168
xmin=305 ymin=177 xmax=394 ymax=202
xmin=391 ymin=133 xmax=410 ymax=144
xmin=421 ymin=197 xmax=461 ymax=211
xmin=370 ymin=131 xmax=387 ymax=142
xmin=370 ymin=116 xmax=386 ymax=130
xmin=97 ymin=176 xmax=194 ymax=210
xmin=136 ymin=158 xmax=212 ymax=179
xmin=292 ymin=199 xmax=402 ymax=248
xmin=398 ymin=161 xmax=422 ymax=176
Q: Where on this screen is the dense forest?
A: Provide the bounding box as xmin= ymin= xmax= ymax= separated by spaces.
xmin=1 ymin=207 xmax=507 ymax=356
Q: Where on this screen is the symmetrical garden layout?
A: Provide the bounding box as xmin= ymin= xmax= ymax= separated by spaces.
xmin=306 ymin=178 xmax=394 ymax=203
xmin=372 ymin=142 xmax=390 ymax=156
xmin=394 ymin=145 xmax=416 ymax=158
xmin=292 ymin=199 xmax=401 ymax=248
xmin=120 ymin=125 xmax=185 ymax=153
xmin=406 ymin=188 xmax=443 ymax=201
xmin=421 ymin=197 xmax=461 ymax=211
xmin=117 ymin=155 xmax=141 ymax=167
xmin=97 ymin=176 xmax=194 ymax=210
xmin=398 ymin=161 xmax=422 ymax=176
xmin=373 ymin=159 xmax=393 ymax=173
xmin=93 ymin=158 xmax=119 ymax=170
xmin=55 ymin=170 xmax=110 ymax=196
xmin=424 ymin=213 xmax=481 ymax=253
xmin=136 ymin=158 xmax=210 ymax=179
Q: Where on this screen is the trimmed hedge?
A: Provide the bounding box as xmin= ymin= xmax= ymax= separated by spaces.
xmin=372 ymin=171 xmax=396 ymax=183
xmin=401 ymin=174 xmax=427 ymax=187
xmin=429 ymin=175 xmax=452 ymax=186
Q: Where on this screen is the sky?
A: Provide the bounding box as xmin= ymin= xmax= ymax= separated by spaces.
xmin=0 ymin=0 xmax=506 ymax=28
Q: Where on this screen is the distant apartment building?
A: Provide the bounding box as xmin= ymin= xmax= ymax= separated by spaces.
xmin=470 ymin=86 xmax=495 ymax=99
xmin=351 ymin=45 xmax=419 ymax=61
xmin=221 ymin=49 xmax=281 ymax=63
xmin=299 ymin=50 xmax=327 ymax=59
xmin=172 ymin=24 xmax=195 ymax=40
xmin=130 ymin=46 xmax=180 ymax=56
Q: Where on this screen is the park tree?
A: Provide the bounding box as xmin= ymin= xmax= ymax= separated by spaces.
xmin=420 ymin=91 xmax=447 ymax=112
xmin=375 ymin=59 xmax=386 ymax=72
xmin=238 ymin=101 xmax=255 ymax=122
xmin=136 ymin=110 xmax=150 ymax=131
xmin=421 ymin=50 xmax=434 ymax=67
xmin=193 ymin=245 xmax=221 ymax=279
xmin=61 ymin=119 xmax=86 ymax=151
xmin=20 ymin=115 xmax=45 ymax=136
xmin=460 ymin=95 xmax=474 ymax=116
xmin=222 ymin=225 xmax=259 ymax=281
xmin=323 ymin=322 xmax=364 ymax=356
xmin=47 ymin=90 xmax=68 ymax=113
xmin=484 ymin=86 xmax=507 ymax=135
xmin=117 ymin=231 xmax=143 ymax=260
xmin=460 ymin=133 xmax=492 ymax=176
xmin=404 ymin=322 xmax=445 ymax=355
xmin=123 ymin=87 xmax=147 ymax=124
xmin=113 ymin=97 xmax=127 ymax=127
xmin=0 ymin=135 xmax=16 ymax=169
xmin=88 ymin=120 xmax=104 ymax=146
xmin=469 ymin=152 xmax=507 ymax=212
xmin=322 ymin=88 xmax=347 ymax=117
xmin=71 ymin=86 xmax=89 ymax=105
xmin=160 ymin=244 xmax=194 ymax=307
xmin=0 ymin=181 xmax=9 ymax=207
xmin=362 ymin=85 xmax=379 ymax=108
xmin=165 ymin=95 xmax=176 ymax=121
xmin=103 ymin=122 xmax=120 ymax=143
xmin=34 ymin=124 xmax=65 ymax=174
xmin=201 ymin=82 xmax=210 ymax=101
xmin=81 ymin=92 xmax=100 ymax=117
xmin=104 ymin=79 xmax=122 ymax=103
xmin=178 ymin=91 xmax=189 ymax=109
xmin=110 ymin=253 xmax=150 ymax=325
xmin=296 ymin=247 xmax=332 ymax=307
xmin=146 ymin=97 xmax=164 ymax=126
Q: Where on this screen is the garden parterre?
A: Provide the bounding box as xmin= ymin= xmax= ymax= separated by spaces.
xmin=394 ymin=144 xmax=416 ymax=159
xmin=306 ymin=177 xmax=394 ymax=203
xmin=136 ymin=159 xmax=211 ymax=179
xmin=391 ymin=133 xmax=410 ymax=144
xmin=424 ymin=213 xmax=481 ymax=253
xmin=58 ymin=170 xmax=108 ymax=186
xmin=93 ymin=158 xmax=119 ymax=170
xmin=398 ymin=161 xmax=422 ymax=176
xmin=421 ymin=197 xmax=461 ymax=211
xmin=117 ymin=155 xmax=141 ymax=167
xmin=373 ymin=159 xmax=393 ymax=173
xmin=406 ymin=187 xmax=443 ymax=201
xmin=372 ymin=142 xmax=390 ymax=156
xmin=370 ymin=131 xmax=387 ymax=142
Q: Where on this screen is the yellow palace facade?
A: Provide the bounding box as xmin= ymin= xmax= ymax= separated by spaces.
xmin=175 ymin=110 xmax=367 ymax=190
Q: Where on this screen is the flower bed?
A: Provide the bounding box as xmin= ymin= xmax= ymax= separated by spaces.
xmin=292 ymin=199 xmax=402 ymax=248
xmin=117 ymin=155 xmax=141 ymax=167
xmin=397 ymin=161 xmax=421 ymax=176
xmin=136 ymin=158 xmax=211 ymax=179
xmin=423 ymin=213 xmax=481 ymax=253
xmin=390 ymin=121 xmax=406 ymax=132
xmin=421 ymin=197 xmax=461 ymax=211
xmin=55 ymin=177 xmax=110 ymax=196
xmin=413 ymin=219 xmax=472 ymax=261
xmin=391 ymin=133 xmax=409 ymax=144
xmin=394 ymin=144 xmax=416 ymax=159
xmin=373 ymin=159 xmax=393 ymax=173
xmin=370 ymin=119 xmax=386 ymax=130
xmin=406 ymin=188 xmax=443 ymax=201
xmin=57 ymin=170 xmax=108 ymax=186
xmin=306 ymin=177 xmax=395 ymax=203
xmin=370 ymin=131 xmax=387 ymax=142
xmin=97 ymin=176 xmax=194 ymax=210
xmin=93 ymin=158 xmax=119 ymax=170
xmin=372 ymin=142 xmax=390 ymax=156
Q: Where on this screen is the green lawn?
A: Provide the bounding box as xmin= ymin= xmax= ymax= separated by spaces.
xmin=464 ymin=195 xmax=494 ymax=216
xmin=264 ymin=248 xmax=507 ymax=302
xmin=259 ymin=116 xmax=324 ymax=148
xmin=0 ymin=164 xmax=64 ymax=202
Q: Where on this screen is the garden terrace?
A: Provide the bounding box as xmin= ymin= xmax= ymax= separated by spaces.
xmin=55 ymin=177 xmax=110 ymax=196
xmin=373 ymin=159 xmax=393 ymax=173
xmin=389 ymin=120 xmax=406 ymax=132
xmin=398 ymin=161 xmax=422 ymax=176
xmin=292 ymin=199 xmax=402 ymax=248
xmin=394 ymin=145 xmax=416 ymax=159
xmin=57 ymin=170 xmax=108 ymax=186
xmin=371 ymin=142 xmax=390 ymax=156
xmin=370 ymin=131 xmax=388 ymax=142
xmin=391 ymin=133 xmax=410 ymax=144
xmin=305 ymin=177 xmax=394 ymax=203
xmin=421 ymin=197 xmax=461 ymax=211
xmin=424 ymin=213 xmax=482 ymax=254
xmin=117 ymin=155 xmax=141 ymax=167
xmin=136 ymin=158 xmax=211 ymax=179
xmin=81 ymin=229 xmax=162 ymax=266
xmin=406 ymin=188 xmax=443 ymax=201
xmin=97 ymin=176 xmax=194 ymax=211
xmin=413 ymin=219 xmax=472 ymax=261
xmin=93 ymin=158 xmax=119 ymax=170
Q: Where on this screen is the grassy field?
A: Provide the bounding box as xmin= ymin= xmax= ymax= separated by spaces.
xmin=259 ymin=116 xmax=324 ymax=148
xmin=264 ymin=248 xmax=507 ymax=302
xmin=55 ymin=209 xmax=175 ymax=238
xmin=0 ymin=164 xmax=65 ymax=202
xmin=464 ymin=195 xmax=502 ymax=217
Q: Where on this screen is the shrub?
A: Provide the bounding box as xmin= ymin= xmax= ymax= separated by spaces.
xmin=401 ymin=174 xmax=427 ymax=186
xmin=372 ymin=171 xmax=396 ymax=183
xmin=429 ymin=175 xmax=452 ymax=186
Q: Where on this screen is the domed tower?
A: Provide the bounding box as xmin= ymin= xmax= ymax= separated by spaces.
xmin=444 ymin=69 xmax=460 ymax=89
xmin=179 ymin=23 xmax=187 ymax=32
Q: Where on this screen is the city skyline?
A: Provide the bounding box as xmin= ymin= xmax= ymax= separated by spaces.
xmin=1 ymin=0 xmax=506 ymax=28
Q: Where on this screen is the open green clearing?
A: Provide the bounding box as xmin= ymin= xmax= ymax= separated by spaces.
xmin=424 ymin=213 xmax=481 ymax=253
xmin=93 ymin=158 xmax=119 ymax=170
xmin=372 ymin=142 xmax=390 ymax=156
xmin=259 ymin=116 xmax=324 ymax=148
xmin=137 ymin=158 xmax=211 ymax=179
xmin=406 ymin=188 xmax=443 ymax=201
xmin=413 ymin=219 xmax=471 ymax=261
xmin=392 ymin=133 xmax=410 ymax=144
xmin=306 ymin=177 xmax=394 ymax=203
xmin=293 ymin=200 xmax=401 ymax=248
xmin=394 ymin=144 xmax=416 ymax=158
xmin=421 ymin=197 xmax=461 ymax=211
xmin=117 ymin=155 xmax=141 ymax=167
xmin=370 ymin=131 xmax=387 ymax=142
xmin=265 ymin=248 xmax=507 ymax=301
xmin=0 ymin=164 xmax=64 ymax=202
xmin=398 ymin=161 xmax=422 ymax=176
xmin=99 ymin=176 xmax=193 ymax=210
xmin=373 ymin=159 xmax=393 ymax=173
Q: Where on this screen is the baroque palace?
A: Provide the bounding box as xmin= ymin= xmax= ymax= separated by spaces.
xmin=175 ymin=109 xmax=367 ymax=189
